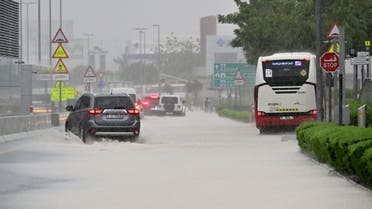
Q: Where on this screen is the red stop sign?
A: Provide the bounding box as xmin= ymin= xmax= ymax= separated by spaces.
xmin=320 ymin=52 xmax=340 ymax=72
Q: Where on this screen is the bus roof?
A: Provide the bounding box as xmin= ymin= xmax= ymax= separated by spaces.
xmin=261 ymin=52 xmax=315 ymax=60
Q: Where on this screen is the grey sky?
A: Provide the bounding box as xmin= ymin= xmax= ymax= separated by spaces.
xmin=61 ymin=0 xmax=238 ymax=41
xmin=22 ymin=0 xmax=239 ymax=68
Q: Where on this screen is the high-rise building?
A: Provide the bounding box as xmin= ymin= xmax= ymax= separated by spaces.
xmin=200 ymin=16 xmax=217 ymax=66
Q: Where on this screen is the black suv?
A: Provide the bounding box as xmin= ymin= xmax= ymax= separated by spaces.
xmin=65 ymin=93 xmax=140 ymax=143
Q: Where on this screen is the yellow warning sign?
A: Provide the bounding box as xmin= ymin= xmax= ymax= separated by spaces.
xmin=300 ymin=69 xmax=307 ymax=77
xmin=52 ymin=44 xmax=69 ymax=58
xmin=51 ymin=86 xmax=76 ymax=102
xmin=327 ymin=43 xmax=340 ymax=53
xmin=53 ymin=59 xmax=69 ymax=73
xmin=365 ymin=40 xmax=371 ymax=47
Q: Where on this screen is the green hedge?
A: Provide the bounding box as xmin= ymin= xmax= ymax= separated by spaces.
xmin=297 ymin=122 xmax=372 ymax=187
xmin=215 ymin=104 xmax=252 ymax=123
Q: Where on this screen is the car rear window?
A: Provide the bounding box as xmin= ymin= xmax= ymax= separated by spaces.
xmin=161 ymin=97 xmax=178 ymax=104
xmin=94 ymin=96 xmax=134 ymax=109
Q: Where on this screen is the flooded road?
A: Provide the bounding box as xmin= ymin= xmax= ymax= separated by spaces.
xmin=0 ymin=111 xmax=371 ymax=209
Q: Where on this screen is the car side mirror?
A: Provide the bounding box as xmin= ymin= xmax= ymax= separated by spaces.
xmin=66 ymin=105 xmax=74 ymax=112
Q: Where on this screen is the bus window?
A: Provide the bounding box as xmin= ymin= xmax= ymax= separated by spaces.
xmin=262 ymin=60 xmax=309 ymax=86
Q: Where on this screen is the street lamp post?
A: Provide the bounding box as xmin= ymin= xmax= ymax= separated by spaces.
xmin=59 ymin=0 xmax=62 ymax=28
xmin=49 ymin=0 xmax=52 ymax=66
xmin=83 ymin=33 xmax=94 ymax=66
xmin=153 ymin=24 xmax=161 ymax=76
xmin=23 ymin=1 xmax=36 ymax=63
xmin=135 ymin=27 xmax=147 ymax=95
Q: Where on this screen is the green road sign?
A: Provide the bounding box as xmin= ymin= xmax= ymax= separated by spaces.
xmin=214 ymin=63 xmax=256 ymax=88
xmin=51 ymin=86 xmax=76 ymax=102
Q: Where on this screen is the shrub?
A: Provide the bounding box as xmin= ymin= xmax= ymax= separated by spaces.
xmin=216 ymin=104 xmax=252 ymax=123
xmin=360 ymin=147 xmax=372 ymax=186
xmin=348 ymin=139 xmax=372 ymax=179
xmin=297 ymin=121 xmax=372 ymax=188
xmin=218 ymin=108 xmax=250 ymax=122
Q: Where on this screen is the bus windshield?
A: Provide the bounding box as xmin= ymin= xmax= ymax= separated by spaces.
xmin=262 ymin=59 xmax=309 ymax=86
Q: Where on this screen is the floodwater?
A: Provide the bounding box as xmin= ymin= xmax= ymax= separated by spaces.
xmin=0 ymin=111 xmax=371 ymax=209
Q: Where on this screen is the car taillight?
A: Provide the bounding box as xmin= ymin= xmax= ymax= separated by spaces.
xmin=127 ymin=109 xmax=140 ymax=115
xmin=150 ymin=94 xmax=159 ymax=100
xmin=134 ymin=102 xmax=141 ymax=110
xmin=88 ymin=108 xmax=103 ymax=115
xmin=141 ymin=100 xmax=150 ymax=107
xmin=310 ymin=109 xmax=318 ymax=116
xmin=256 ymin=111 xmax=265 ymax=117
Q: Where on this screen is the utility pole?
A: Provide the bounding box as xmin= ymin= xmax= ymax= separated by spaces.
xmin=19 ymin=0 xmax=23 ymax=62
xmin=58 ymin=0 xmax=62 ymax=111
xmin=315 ymin=0 xmax=324 ymax=120
xmin=83 ymin=33 xmax=94 ymax=65
xmin=37 ymin=0 xmax=41 ymax=64
xmin=338 ymin=26 xmax=346 ymax=125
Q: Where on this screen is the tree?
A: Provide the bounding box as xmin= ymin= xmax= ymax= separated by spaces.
xmin=68 ymin=65 xmax=88 ymax=86
xmin=161 ymin=33 xmax=201 ymax=80
xmin=218 ymin=0 xmax=371 ymax=64
xmin=113 ymin=52 xmax=159 ymax=85
xmin=186 ymin=79 xmax=203 ymax=102
xmin=113 ymin=33 xmax=201 ymax=85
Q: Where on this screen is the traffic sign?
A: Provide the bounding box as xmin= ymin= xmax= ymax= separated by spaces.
xmin=52 ymin=28 xmax=69 ymax=43
xmin=53 ymin=59 xmax=69 ymax=73
xmin=327 ymin=23 xmax=340 ymax=39
xmin=234 ymin=69 xmax=245 ymax=86
xmin=327 ymin=43 xmax=340 ymax=53
xmin=52 ymin=44 xmax=69 ymax=58
xmin=214 ymin=63 xmax=255 ymax=88
xmin=84 ymin=66 xmax=97 ymax=83
xmin=97 ymin=79 xmax=105 ymax=89
xmin=365 ymin=40 xmax=371 ymax=47
xmin=52 ymin=73 xmax=69 ymax=81
xmin=51 ymin=86 xmax=76 ymax=102
xmin=35 ymin=73 xmax=51 ymax=81
xmin=97 ymin=71 xmax=105 ymax=79
xmin=320 ymin=52 xmax=340 ymax=72
xmin=351 ymin=57 xmax=369 ymax=65
xmin=351 ymin=52 xmax=370 ymax=65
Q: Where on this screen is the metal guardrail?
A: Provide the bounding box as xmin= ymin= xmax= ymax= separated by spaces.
xmin=0 ymin=113 xmax=68 ymax=136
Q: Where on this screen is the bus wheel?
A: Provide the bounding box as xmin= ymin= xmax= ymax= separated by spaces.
xmin=259 ymin=128 xmax=265 ymax=134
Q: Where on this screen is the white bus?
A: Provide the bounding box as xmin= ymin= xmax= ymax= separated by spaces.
xmin=254 ymin=52 xmax=317 ymax=132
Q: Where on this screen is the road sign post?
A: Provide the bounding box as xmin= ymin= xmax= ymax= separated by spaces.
xmin=83 ymin=66 xmax=97 ymax=93
xmin=323 ymin=24 xmax=345 ymax=125
xmin=51 ymin=28 xmax=70 ymax=111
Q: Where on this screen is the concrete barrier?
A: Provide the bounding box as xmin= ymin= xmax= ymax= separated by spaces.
xmin=0 ymin=113 xmax=68 ymax=136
